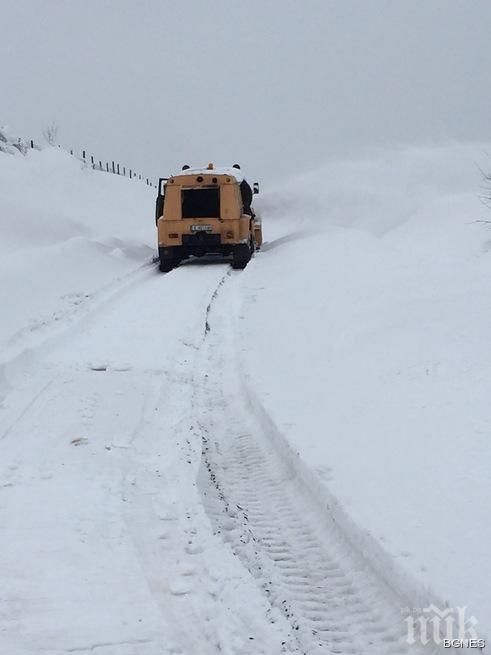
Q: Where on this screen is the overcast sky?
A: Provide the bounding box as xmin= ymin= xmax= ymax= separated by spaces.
xmin=2 ymin=0 xmax=491 ymax=182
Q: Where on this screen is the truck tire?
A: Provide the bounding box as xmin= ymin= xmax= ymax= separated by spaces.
xmin=159 ymin=256 xmax=177 ymax=272
xmin=159 ymin=246 xmax=180 ymax=273
xmin=232 ymin=243 xmax=252 ymax=270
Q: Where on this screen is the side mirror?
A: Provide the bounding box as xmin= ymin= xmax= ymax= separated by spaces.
xmin=253 ymin=182 xmax=259 ymax=194
xmin=155 ymin=195 xmax=164 ymax=224
xmin=159 ymin=177 xmax=168 ymax=197
xmin=156 ymin=177 xmax=167 ymax=224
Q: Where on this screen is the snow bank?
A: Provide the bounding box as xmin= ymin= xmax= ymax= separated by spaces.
xmin=0 ymin=146 xmax=155 ymax=361
xmin=0 ymin=125 xmax=30 ymax=155
xmin=239 ymin=143 xmax=491 ymax=636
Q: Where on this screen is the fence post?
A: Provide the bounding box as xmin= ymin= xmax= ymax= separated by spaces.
xmin=111 ymin=161 xmax=115 ymax=174
xmin=123 ymin=167 xmax=126 ymax=176
xmin=30 ymin=140 xmax=34 ymax=149
xmin=129 ymin=170 xmax=132 ymax=179
xmin=99 ymin=161 xmax=102 ymax=170
xmin=70 ymin=149 xmax=73 ymax=155
xmin=106 ymin=162 xmax=109 ymax=172
xmin=83 ymin=150 xmax=86 ymax=160
xmin=117 ymin=163 xmax=120 ymax=175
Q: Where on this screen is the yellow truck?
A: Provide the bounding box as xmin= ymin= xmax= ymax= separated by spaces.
xmin=155 ymin=164 xmax=262 ymax=272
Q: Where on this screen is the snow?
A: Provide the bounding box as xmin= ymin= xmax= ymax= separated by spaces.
xmin=0 ymin=147 xmax=155 ymax=362
xmin=0 ymin=267 xmax=290 ymax=655
xmin=238 ymin=142 xmax=491 ymax=638
xmin=172 ymin=165 xmax=245 ymax=182
xmin=1 ymin=140 xmax=489 ymax=652
xmin=0 ymin=125 xmax=30 ymax=155
xmin=0 ymin=147 xmax=292 ymax=654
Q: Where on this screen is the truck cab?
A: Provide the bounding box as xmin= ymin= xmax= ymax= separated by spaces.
xmin=156 ymin=164 xmax=262 ymax=272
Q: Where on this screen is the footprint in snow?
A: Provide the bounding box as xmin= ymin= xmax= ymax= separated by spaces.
xmin=89 ymin=364 xmax=107 ymax=372
xmin=89 ymin=362 xmax=132 ymax=372
xmin=71 ymin=437 xmax=89 ymax=446
xmin=169 ymin=578 xmax=194 ymax=596
xmin=185 ymin=541 xmax=204 ymax=555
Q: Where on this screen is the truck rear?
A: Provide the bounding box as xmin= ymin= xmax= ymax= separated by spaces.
xmin=156 ymin=164 xmax=262 ymax=272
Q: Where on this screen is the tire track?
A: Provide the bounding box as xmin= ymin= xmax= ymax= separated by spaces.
xmin=195 ymin=275 xmax=445 ymax=655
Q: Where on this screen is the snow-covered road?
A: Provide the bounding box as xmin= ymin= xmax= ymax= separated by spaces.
xmin=0 ymin=262 xmax=292 ymax=654
xmin=0 ymin=254 xmax=448 ymax=654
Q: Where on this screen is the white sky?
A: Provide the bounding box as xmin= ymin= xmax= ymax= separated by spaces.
xmin=2 ymin=0 xmax=491 ymax=182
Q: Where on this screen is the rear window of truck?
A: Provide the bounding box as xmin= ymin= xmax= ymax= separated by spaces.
xmin=182 ymin=188 xmax=220 ymax=219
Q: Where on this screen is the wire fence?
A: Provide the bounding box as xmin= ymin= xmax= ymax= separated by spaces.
xmin=27 ymin=139 xmax=156 ymax=188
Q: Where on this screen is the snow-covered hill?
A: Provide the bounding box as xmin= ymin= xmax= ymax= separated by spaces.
xmin=0 ymin=142 xmax=489 ymax=653
xmin=0 ymin=147 xmax=155 ymax=362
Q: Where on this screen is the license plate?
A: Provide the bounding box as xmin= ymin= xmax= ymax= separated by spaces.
xmin=191 ymin=224 xmax=212 ymax=232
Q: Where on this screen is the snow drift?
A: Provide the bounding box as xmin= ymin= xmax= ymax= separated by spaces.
xmin=0 ymin=146 xmax=155 ymax=362
xmin=240 ymin=142 xmax=491 ymax=636
xmin=0 ymin=125 xmax=31 ymax=156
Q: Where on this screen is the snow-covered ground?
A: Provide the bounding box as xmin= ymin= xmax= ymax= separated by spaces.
xmin=0 ymin=149 xmax=293 ymax=654
xmin=239 ymin=143 xmax=491 ymax=638
xmin=0 ymin=142 xmax=489 ymax=653
xmin=0 ymin=147 xmax=155 ymax=363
